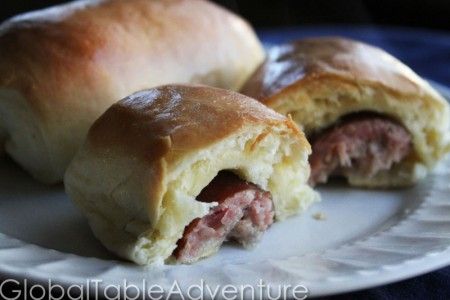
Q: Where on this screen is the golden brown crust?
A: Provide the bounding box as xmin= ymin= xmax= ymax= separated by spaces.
xmin=241 ymin=37 xmax=438 ymax=105
xmin=88 ymin=84 xmax=292 ymax=164
xmin=0 ymin=0 xmax=264 ymax=183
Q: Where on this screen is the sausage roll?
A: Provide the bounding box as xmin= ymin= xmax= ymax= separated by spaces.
xmin=64 ymin=85 xmax=318 ymax=264
xmin=0 ymin=0 xmax=264 ymax=183
xmin=241 ymin=37 xmax=450 ymax=187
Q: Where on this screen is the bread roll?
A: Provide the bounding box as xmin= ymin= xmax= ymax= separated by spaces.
xmin=0 ymin=0 xmax=264 ymax=183
xmin=241 ymin=37 xmax=450 ymax=187
xmin=64 ymin=84 xmax=318 ymax=264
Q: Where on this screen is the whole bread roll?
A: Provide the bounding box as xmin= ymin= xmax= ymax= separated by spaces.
xmin=0 ymin=0 xmax=264 ymax=184
xmin=64 ymin=84 xmax=318 ymax=265
xmin=241 ymin=37 xmax=450 ymax=187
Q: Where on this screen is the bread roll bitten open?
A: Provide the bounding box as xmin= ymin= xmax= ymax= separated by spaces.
xmin=64 ymin=85 xmax=318 ymax=265
xmin=0 ymin=0 xmax=264 ymax=184
xmin=241 ymin=37 xmax=450 ymax=187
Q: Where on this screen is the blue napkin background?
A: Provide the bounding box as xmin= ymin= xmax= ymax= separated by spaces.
xmin=258 ymin=26 xmax=450 ymax=299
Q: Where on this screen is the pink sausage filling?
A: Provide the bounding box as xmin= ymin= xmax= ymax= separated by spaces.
xmin=173 ymin=171 xmax=274 ymax=263
xmin=309 ymin=114 xmax=412 ymax=186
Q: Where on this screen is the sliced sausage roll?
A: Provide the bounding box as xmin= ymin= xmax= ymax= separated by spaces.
xmin=64 ymin=85 xmax=318 ymax=265
xmin=241 ymin=37 xmax=450 ymax=187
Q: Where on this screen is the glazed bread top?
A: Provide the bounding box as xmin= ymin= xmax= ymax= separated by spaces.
xmin=88 ymin=85 xmax=300 ymax=163
xmin=0 ymin=0 xmax=264 ymax=183
xmin=242 ymin=37 xmax=445 ymax=106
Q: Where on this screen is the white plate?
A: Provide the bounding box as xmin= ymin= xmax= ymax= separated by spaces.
xmin=1 ymin=83 xmax=450 ymax=299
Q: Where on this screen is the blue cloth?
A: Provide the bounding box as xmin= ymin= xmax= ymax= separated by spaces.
xmin=258 ymin=26 xmax=450 ymax=299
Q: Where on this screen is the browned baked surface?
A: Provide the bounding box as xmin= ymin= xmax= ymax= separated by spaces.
xmin=241 ymin=37 xmax=431 ymax=104
xmin=88 ymin=84 xmax=302 ymax=164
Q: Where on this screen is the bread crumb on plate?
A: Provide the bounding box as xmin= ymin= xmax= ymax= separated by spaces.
xmin=313 ymin=212 xmax=326 ymax=221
